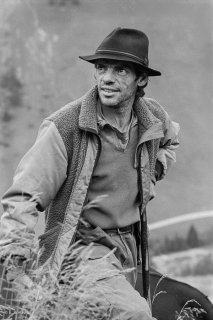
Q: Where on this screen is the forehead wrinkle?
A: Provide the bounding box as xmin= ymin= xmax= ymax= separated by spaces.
xmin=95 ymin=59 xmax=134 ymax=69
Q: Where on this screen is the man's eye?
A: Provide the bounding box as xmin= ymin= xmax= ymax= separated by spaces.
xmin=117 ymin=68 xmax=127 ymax=75
xmin=96 ymin=65 xmax=105 ymax=71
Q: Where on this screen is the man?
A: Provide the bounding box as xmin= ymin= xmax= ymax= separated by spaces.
xmin=0 ymin=28 xmax=179 ymax=319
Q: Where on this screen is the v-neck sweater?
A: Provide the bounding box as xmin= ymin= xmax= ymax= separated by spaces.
xmin=83 ymin=104 xmax=140 ymax=229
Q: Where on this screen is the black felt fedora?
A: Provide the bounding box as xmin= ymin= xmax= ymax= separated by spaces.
xmin=79 ymin=27 xmax=161 ymax=77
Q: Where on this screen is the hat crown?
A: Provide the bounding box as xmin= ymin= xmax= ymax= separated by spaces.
xmin=79 ymin=27 xmax=161 ymax=76
xmin=96 ymin=28 xmax=149 ymax=66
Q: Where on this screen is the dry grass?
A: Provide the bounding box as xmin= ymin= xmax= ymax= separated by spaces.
xmin=151 ymin=274 xmax=167 ymax=305
xmin=1 ymin=238 xmax=210 ymax=320
xmin=0 ymin=231 xmax=122 ymax=320
xmin=175 ymin=299 xmax=207 ymax=320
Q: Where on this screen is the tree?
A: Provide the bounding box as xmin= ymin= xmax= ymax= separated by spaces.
xmin=186 ymin=225 xmax=200 ymax=248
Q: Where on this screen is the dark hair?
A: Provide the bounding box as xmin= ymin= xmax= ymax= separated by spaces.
xmin=132 ymin=63 xmax=148 ymax=97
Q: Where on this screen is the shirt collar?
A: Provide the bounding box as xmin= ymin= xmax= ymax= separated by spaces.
xmin=97 ymin=99 xmax=138 ymax=134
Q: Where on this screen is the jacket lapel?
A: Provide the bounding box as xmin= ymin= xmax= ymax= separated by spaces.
xmin=79 ymin=86 xmax=99 ymax=134
xmin=134 ymin=96 xmax=164 ymax=144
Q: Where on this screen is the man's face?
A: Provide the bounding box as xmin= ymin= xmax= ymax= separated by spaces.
xmin=94 ymin=59 xmax=143 ymax=109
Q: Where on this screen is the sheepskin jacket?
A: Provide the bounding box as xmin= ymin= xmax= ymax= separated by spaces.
xmin=0 ymin=86 xmax=179 ymax=278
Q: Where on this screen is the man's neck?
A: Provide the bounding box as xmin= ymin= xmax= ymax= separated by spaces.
xmin=100 ymin=102 xmax=134 ymax=132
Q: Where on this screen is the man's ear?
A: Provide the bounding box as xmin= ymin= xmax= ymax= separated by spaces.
xmin=137 ymin=74 xmax=148 ymax=87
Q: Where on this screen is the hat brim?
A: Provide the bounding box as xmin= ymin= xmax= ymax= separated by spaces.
xmin=79 ymin=53 xmax=161 ymax=77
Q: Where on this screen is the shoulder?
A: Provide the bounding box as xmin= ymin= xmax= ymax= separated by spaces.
xmin=44 ymin=98 xmax=84 ymax=154
xmin=141 ymin=97 xmax=173 ymax=133
xmin=48 ymin=97 xmax=82 ymax=125
xmin=144 ymin=98 xmax=180 ymax=141
xmin=142 ymin=97 xmax=169 ymax=120
xmin=46 ymin=97 xmax=84 ymax=137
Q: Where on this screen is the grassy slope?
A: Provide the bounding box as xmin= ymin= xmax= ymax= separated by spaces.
xmin=0 ymin=0 xmax=212 ymax=236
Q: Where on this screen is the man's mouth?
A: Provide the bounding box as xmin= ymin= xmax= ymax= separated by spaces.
xmin=101 ymin=88 xmax=119 ymax=93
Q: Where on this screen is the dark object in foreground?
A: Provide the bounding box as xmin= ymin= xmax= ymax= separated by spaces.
xmin=136 ymin=268 xmax=213 ymax=320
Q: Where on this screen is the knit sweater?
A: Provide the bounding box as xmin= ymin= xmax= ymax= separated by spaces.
xmin=84 ymin=116 xmax=140 ymax=228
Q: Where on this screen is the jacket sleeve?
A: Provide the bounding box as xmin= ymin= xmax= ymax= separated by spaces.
xmin=155 ymin=119 xmax=180 ymax=181
xmin=0 ymin=120 xmax=68 ymax=259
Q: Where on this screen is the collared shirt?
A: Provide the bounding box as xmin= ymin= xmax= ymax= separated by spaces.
xmin=96 ymin=99 xmax=138 ymax=151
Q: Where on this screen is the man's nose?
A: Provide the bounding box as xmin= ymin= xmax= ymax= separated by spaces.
xmin=102 ymin=68 xmax=115 ymax=83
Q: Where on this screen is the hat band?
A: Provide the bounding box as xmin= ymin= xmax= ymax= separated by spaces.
xmin=96 ymin=49 xmax=149 ymax=67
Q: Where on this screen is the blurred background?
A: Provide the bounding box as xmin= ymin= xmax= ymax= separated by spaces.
xmin=0 ymin=0 xmax=212 ymax=300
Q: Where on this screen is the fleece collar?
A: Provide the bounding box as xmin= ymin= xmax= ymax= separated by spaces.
xmin=79 ymin=86 xmax=99 ymax=134
xmin=79 ymin=86 xmax=164 ymax=142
